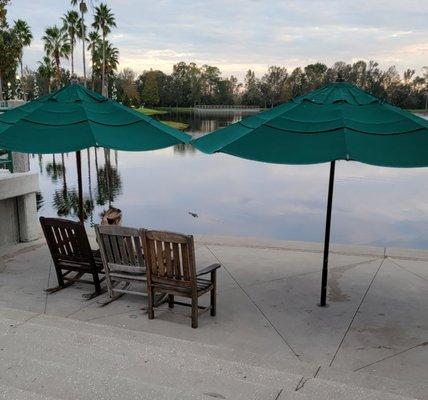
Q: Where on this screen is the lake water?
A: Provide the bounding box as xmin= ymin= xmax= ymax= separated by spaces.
xmin=31 ymin=111 xmax=428 ymax=249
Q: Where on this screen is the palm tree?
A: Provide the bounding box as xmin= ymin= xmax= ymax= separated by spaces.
xmin=87 ymin=30 xmax=101 ymax=90
xmin=13 ymin=19 xmax=32 ymax=78
xmin=42 ymin=25 xmax=71 ymax=88
xmin=91 ymin=41 xmax=119 ymax=93
xmin=104 ymin=42 xmax=119 ymax=78
xmin=92 ymin=3 xmax=116 ymax=96
xmin=37 ymin=55 xmax=55 ymax=93
xmin=61 ymin=10 xmax=80 ymax=76
xmin=70 ymin=0 xmax=88 ymax=86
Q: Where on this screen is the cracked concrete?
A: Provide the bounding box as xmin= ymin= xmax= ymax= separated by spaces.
xmin=0 ymin=234 xmax=427 ymax=389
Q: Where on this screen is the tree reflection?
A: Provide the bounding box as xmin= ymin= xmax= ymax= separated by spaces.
xmin=45 ymin=155 xmax=65 ymax=183
xmin=173 ymin=143 xmax=196 ymax=155
xmin=52 ymin=187 xmax=94 ymax=221
xmin=36 ymin=191 xmax=44 ymax=211
xmin=42 ymin=148 xmax=122 ymax=223
xmin=96 ymin=148 xmax=122 ymax=207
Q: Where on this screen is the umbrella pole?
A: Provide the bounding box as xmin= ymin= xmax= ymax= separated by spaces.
xmin=76 ymin=150 xmax=84 ymax=223
xmin=320 ymin=160 xmax=336 ymax=307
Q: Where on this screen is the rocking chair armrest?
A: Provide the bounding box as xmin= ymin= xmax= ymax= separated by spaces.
xmin=197 ymin=263 xmax=221 ymax=276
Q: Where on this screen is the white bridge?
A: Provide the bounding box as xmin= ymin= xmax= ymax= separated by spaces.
xmin=194 ymin=104 xmax=260 ymax=113
xmin=0 ymin=100 xmax=26 ymax=111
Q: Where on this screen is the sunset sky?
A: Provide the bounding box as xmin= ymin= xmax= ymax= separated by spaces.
xmin=8 ymin=0 xmax=428 ymax=79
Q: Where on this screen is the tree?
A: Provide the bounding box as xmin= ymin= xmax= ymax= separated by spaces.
xmin=62 ymin=10 xmax=80 ymax=76
xmin=116 ymin=68 xmax=139 ymax=105
xmin=242 ymin=70 xmax=261 ymax=105
xmin=0 ymin=0 xmax=10 ymax=28
xmin=43 ymin=25 xmax=71 ymax=88
xmin=37 ymin=55 xmax=55 ymax=93
xmin=0 ymin=25 xmax=20 ymax=100
xmin=142 ymin=70 xmax=160 ymax=106
xmin=304 ymin=62 xmax=327 ymax=91
xmin=92 ymin=3 xmax=116 ymax=96
xmin=13 ymin=19 xmax=32 ymax=78
xmin=70 ymin=0 xmax=88 ymax=85
xmin=87 ymin=30 xmax=101 ymax=90
xmin=261 ymin=66 xmax=288 ymax=107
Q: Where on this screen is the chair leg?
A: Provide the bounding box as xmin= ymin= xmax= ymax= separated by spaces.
xmin=54 ymin=266 xmax=65 ymax=287
xmin=92 ymin=271 xmax=102 ymax=294
xmin=168 ymin=294 xmax=174 ymax=308
xmin=148 ymin=289 xmax=155 ymax=320
xmin=191 ymin=295 xmax=198 ymax=329
xmin=210 ymin=271 xmax=217 ymax=317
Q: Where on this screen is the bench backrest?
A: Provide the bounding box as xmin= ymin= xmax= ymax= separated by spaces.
xmin=142 ymin=230 xmax=197 ymax=287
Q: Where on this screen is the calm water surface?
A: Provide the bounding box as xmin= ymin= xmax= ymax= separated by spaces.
xmin=31 ymin=111 xmax=428 ymax=249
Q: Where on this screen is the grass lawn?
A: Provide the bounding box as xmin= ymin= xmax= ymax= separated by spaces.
xmin=408 ymin=109 xmax=428 ymax=113
xmin=136 ymin=107 xmax=168 ymax=116
xmin=161 ymin=120 xmax=189 ymax=130
xmin=156 ymin=106 xmax=194 ymax=113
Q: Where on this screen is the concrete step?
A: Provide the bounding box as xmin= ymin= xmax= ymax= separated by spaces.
xmin=280 ymin=378 xmax=418 ymax=400
xmin=0 ymin=307 xmax=424 ymax=400
xmin=0 ymin=306 xmax=310 ymax=374
xmin=24 ymin=312 xmax=428 ymax=400
xmin=0 ymin=316 xmax=290 ymax=400
xmin=0 ymin=384 xmax=60 ymax=400
xmin=0 ymin=352 xmax=229 ymax=400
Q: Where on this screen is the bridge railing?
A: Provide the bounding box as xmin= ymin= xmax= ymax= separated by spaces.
xmin=0 ymin=100 xmax=26 ymax=110
xmin=194 ymin=104 xmax=260 ymax=110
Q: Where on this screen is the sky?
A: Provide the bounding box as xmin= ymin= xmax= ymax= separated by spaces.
xmin=7 ymin=0 xmax=428 ymax=80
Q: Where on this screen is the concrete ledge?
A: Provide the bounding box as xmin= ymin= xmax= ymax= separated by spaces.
xmin=0 ymin=171 xmax=39 ymax=201
xmin=195 ymin=234 xmax=428 ymax=261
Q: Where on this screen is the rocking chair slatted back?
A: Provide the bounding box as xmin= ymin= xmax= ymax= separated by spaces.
xmin=95 ymin=225 xmax=147 ymax=301
xmin=95 ymin=225 xmax=145 ymax=275
xmin=40 ymin=217 xmax=93 ymax=266
xmin=40 ymin=217 xmax=103 ymax=294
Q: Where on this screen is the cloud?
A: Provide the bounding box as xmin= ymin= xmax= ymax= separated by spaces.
xmin=7 ymin=0 xmax=428 ymax=79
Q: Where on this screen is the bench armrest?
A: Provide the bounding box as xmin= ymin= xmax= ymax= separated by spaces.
xmin=197 ymin=263 xmax=221 ymax=276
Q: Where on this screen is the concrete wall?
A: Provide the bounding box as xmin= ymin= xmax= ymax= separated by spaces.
xmin=12 ymin=153 xmax=30 ymax=173
xmin=0 ymin=198 xmax=19 ymax=247
xmin=0 ymin=172 xmax=39 ymax=248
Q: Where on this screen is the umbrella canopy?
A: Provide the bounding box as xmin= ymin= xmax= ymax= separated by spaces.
xmin=193 ymin=81 xmax=428 ymax=306
xmin=0 ymin=84 xmax=191 ymax=223
xmin=194 ymin=81 xmax=428 ymax=167
xmin=0 ymin=83 xmax=191 ymax=154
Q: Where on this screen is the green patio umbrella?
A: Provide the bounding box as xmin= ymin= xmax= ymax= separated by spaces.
xmin=193 ymin=81 xmax=428 ymax=306
xmin=0 ymin=83 xmax=191 ymax=222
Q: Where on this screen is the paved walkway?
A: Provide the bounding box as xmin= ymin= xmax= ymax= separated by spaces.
xmin=0 ymin=234 xmax=427 ymax=386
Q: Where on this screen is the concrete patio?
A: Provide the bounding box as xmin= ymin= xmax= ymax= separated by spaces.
xmin=0 ymin=233 xmax=427 ymax=399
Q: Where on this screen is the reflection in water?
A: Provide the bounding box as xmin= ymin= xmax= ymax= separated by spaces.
xmin=31 ymin=111 xmax=428 ymax=249
xmin=174 ymin=143 xmax=196 ymax=155
xmin=52 ymin=187 xmax=94 ymax=221
xmin=95 ymin=164 xmax=122 ymax=207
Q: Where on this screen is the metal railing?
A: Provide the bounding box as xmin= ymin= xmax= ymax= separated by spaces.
xmin=0 ymin=151 xmax=13 ymax=172
xmin=194 ymin=104 xmax=261 ymax=110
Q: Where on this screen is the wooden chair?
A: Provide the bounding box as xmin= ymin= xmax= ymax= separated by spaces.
xmin=95 ymin=225 xmax=147 ymax=302
xmin=142 ymin=230 xmax=221 ymax=328
xmin=40 ymin=217 xmax=104 ymax=296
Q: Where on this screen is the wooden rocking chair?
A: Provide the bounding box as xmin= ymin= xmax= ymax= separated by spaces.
xmin=142 ymin=230 xmax=221 ymax=328
xmin=40 ymin=217 xmax=104 ymax=297
xmin=95 ymin=225 xmax=147 ymax=304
